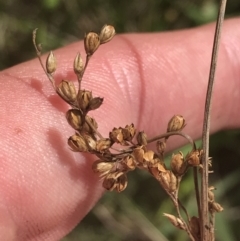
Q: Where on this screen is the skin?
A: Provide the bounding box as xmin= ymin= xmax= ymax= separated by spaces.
xmin=0 ymin=18 xmax=240 ymax=241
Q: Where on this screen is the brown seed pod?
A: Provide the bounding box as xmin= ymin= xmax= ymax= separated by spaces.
xmin=170 ymin=151 xmax=184 ymax=176
xmin=186 ymin=149 xmax=202 ymax=166
xmin=92 ymin=160 xmax=115 ymax=177
xmin=88 ymin=97 xmax=104 ymax=111
xmin=136 ymin=131 xmax=148 ymax=146
xmin=66 ymin=109 xmax=83 ymax=130
xmin=96 ymin=138 xmax=112 ymax=153
xmin=109 ymin=127 xmax=124 ymax=144
xmin=74 ymin=52 xmax=84 ymax=76
xmin=122 ymin=124 xmax=136 ymax=141
xmin=46 ymin=51 xmax=57 ymax=74
xmin=156 ymin=140 xmax=166 ymax=156
xmin=163 ymin=213 xmax=185 ymax=230
xmin=56 ymin=80 xmax=77 ymax=104
xmin=68 ymin=134 xmax=88 ymax=152
xmin=77 ymin=89 xmax=93 ymax=112
xmin=99 ymin=25 xmax=116 ymax=44
xmin=84 ymin=32 xmax=100 ymax=56
xmin=167 ymin=115 xmax=186 ymax=132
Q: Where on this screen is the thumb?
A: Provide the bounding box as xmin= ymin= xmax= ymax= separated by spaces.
xmin=0 ymin=17 xmax=240 ymax=240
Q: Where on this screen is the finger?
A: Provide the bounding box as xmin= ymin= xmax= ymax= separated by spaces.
xmin=0 ymin=18 xmax=240 ymax=240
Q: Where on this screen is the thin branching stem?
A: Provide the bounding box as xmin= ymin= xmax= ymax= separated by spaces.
xmin=201 ymin=1 xmax=227 ymax=240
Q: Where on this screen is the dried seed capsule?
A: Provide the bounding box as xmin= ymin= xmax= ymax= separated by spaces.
xmin=133 ymin=147 xmax=145 ymax=166
xmin=81 ymin=115 xmax=98 ymax=134
xmin=167 ymin=115 xmax=186 ymax=132
xmin=68 ymin=134 xmax=88 ymax=152
xmin=46 ymin=51 xmax=56 ymax=74
xmin=99 ymin=25 xmax=116 ymax=44
xmin=96 ymin=138 xmax=112 ymax=153
xmin=136 ymin=131 xmax=148 ymax=146
xmin=115 ymin=174 xmax=127 ymax=192
xmin=122 ymin=155 xmax=136 ymax=170
xmin=77 ymin=90 xmax=93 ymax=112
xmin=209 ymin=201 xmax=224 ymax=213
xmin=102 ymin=174 xmax=117 ymax=191
xmin=109 ymin=127 xmax=123 ymax=144
xmin=88 ymin=97 xmax=104 ymax=111
xmin=92 ymin=160 xmax=115 ymax=177
xmin=84 ymin=134 xmax=96 ymax=151
xmin=74 ymin=52 xmax=84 ymax=75
xmin=160 ymin=171 xmax=177 ymax=192
xmin=170 ymin=152 xmax=184 ymax=176
xmin=56 ymin=80 xmax=77 ymax=103
xmin=66 ymin=109 xmax=83 ymax=130
xmin=163 ymin=213 xmax=185 ymax=230
xmin=122 ymin=124 xmax=136 ymax=141
xmin=186 ymin=149 xmax=202 ymax=166
xmin=84 ymin=32 xmax=100 ymax=56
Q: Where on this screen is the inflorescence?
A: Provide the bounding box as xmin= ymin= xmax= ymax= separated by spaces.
xmin=33 ymin=25 xmax=223 ymax=241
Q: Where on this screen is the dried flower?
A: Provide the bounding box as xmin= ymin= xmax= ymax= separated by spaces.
xmin=74 ymin=52 xmax=84 ymax=76
xmin=209 ymin=201 xmax=224 ymax=213
xmin=88 ymin=97 xmax=104 ymax=111
xmin=163 ymin=213 xmax=185 ymax=230
xmin=170 ymin=152 xmax=184 ymax=176
xmin=96 ymin=138 xmax=112 ymax=153
xmin=66 ymin=109 xmax=83 ymax=130
xmin=167 ymin=115 xmax=186 ymax=132
xmin=186 ymin=149 xmax=202 ymax=166
xmin=46 ymin=51 xmax=56 ymax=74
xmin=99 ymin=25 xmax=116 ymax=44
xmin=84 ymin=32 xmax=100 ymax=56
xmin=122 ymin=124 xmax=136 ymax=141
xmin=136 ymin=131 xmax=148 ymax=146
xmin=92 ymin=160 xmax=115 ymax=177
xmin=56 ymin=80 xmax=77 ymax=104
xmin=77 ymin=90 xmax=93 ymax=111
xmin=68 ymin=134 xmax=88 ymax=152
xmin=109 ymin=127 xmax=123 ymax=144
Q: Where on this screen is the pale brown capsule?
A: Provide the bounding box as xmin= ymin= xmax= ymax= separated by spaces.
xmin=84 ymin=32 xmax=100 ymax=56
xmin=84 ymin=134 xmax=97 ymax=151
xmin=122 ymin=124 xmax=136 ymax=141
xmin=46 ymin=51 xmax=56 ymax=74
xmin=77 ymin=90 xmax=93 ymax=111
xmin=186 ymin=149 xmax=202 ymax=166
xmin=56 ymin=80 xmax=77 ymax=103
xmin=163 ymin=213 xmax=185 ymax=230
xmin=136 ymin=131 xmax=148 ymax=146
xmin=74 ymin=52 xmax=84 ymax=75
xmin=170 ymin=152 xmax=184 ymax=175
xmin=81 ymin=115 xmax=98 ymax=134
xmin=160 ymin=171 xmax=177 ymax=192
xmin=115 ymin=174 xmax=128 ymax=192
xmin=209 ymin=201 xmax=224 ymax=213
xmin=122 ymin=155 xmax=136 ymax=170
xmin=92 ymin=160 xmax=115 ymax=177
xmin=102 ymin=174 xmax=117 ymax=191
xmin=99 ymin=25 xmax=116 ymax=44
xmin=88 ymin=97 xmax=104 ymax=111
xmin=96 ymin=138 xmax=112 ymax=153
xmin=167 ymin=115 xmax=186 ymax=132
xmin=133 ymin=147 xmax=145 ymax=166
xmin=109 ymin=128 xmax=123 ymax=144
xmin=68 ymin=134 xmax=88 ymax=152
xmin=66 ymin=109 xmax=82 ymax=130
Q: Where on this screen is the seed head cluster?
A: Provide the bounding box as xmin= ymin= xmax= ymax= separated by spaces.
xmin=33 ymin=25 xmax=223 ymax=241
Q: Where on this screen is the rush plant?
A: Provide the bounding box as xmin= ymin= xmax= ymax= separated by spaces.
xmin=33 ymin=1 xmax=227 ymax=240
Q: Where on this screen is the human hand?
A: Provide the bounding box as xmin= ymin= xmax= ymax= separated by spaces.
xmin=0 ymin=18 xmax=239 ymax=240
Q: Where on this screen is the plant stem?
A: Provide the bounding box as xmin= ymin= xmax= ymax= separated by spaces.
xmin=201 ymin=1 xmax=227 ymax=240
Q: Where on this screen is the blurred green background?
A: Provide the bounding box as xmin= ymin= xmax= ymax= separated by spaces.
xmin=1 ymin=0 xmax=240 ymax=240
